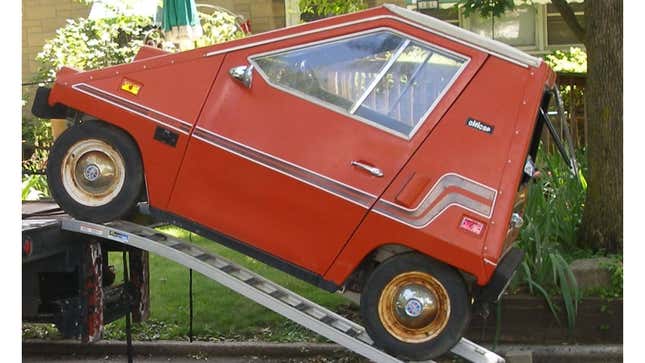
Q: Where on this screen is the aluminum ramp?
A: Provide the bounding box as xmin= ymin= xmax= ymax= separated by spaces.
xmin=61 ymin=218 xmax=504 ymax=363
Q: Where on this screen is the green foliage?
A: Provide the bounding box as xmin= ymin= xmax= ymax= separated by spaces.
xmin=36 ymin=15 xmax=155 ymax=82
xmin=22 ymin=120 xmax=52 ymax=172
xmin=599 ymin=255 xmax=623 ymax=299
xmin=299 ymin=0 xmax=367 ymax=20
xmin=22 ymin=174 xmax=50 ymax=201
xmin=22 ymin=324 xmax=59 ymax=339
xmin=512 ymin=149 xmax=587 ymax=330
xmin=523 ymin=149 xmax=587 ymax=251
xmin=194 ymin=8 xmax=246 ymax=48
xmin=22 ymin=93 xmax=53 ymax=171
xmin=457 ymin=0 xmax=515 ymax=18
xmin=545 ymin=47 xmax=587 ymax=74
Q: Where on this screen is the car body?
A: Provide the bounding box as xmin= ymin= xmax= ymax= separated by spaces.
xmin=33 ymin=4 xmax=567 ymax=358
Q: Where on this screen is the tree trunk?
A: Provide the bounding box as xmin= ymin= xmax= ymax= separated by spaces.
xmin=579 ymin=0 xmax=622 ymax=253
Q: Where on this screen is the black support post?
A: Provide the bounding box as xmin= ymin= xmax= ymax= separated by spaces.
xmin=122 ymin=251 xmax=133 ymax=363
xmin=189 ymin=268 xmax=194 ymax=342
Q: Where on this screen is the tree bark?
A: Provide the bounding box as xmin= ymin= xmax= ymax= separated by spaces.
xmin=579 ymin=0 xmax=623 ymax=253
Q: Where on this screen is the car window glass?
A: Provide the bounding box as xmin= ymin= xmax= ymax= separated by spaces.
xmin=254 ymin=32 xmax=405 ymax=110
xmin=252 ymin=30 xmax=467 ymax=138
xmin=355 ymin=43 xmax=466 ymax=135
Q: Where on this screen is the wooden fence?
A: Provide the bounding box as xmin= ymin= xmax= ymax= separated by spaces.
xmin=542 ymin=72 xmax=587 ymax=152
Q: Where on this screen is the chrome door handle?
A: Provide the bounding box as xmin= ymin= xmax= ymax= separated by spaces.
xmin=351 ymin=161 xmax=383 ymax=177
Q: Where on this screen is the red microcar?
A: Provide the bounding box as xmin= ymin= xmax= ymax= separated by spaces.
xmin=33 ymin=4 xmax=577 ymax=360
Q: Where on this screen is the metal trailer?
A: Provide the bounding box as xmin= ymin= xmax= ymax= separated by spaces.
xmin=40 ymin=211 xmax=505 ymax=363
xmin=22 ymin=201 xmax=150 ymax=343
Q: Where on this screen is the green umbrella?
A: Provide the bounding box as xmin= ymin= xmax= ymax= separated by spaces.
xmin=162 ymin=0 xmax=203 ymax=47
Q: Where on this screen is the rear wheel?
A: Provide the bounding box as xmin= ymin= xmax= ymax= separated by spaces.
xmin=360 ymin=253 xmax=470 ymax=360
xmin=46 ymin=121 xmax=143 ymax=222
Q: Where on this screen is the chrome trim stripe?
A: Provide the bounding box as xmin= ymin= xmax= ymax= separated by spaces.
xmin=248 ymin=27 xmax=471 ymax=141
xmin=205 ymin=11 xmax=540 ymax=68
xmin=72 ymin=83 xmax=193 ymax=134
xmin=484 ymin=258 xmax=498 ymax=267
xmin=373 ymin=173 xmax=497 ymax=229
xmin=193 ymin=127 xmax=377 ymax=208
xmin=381 ymin=173 xmax=496 ymax=213
xmin=192 ymin=128 xmax=496 ymax=230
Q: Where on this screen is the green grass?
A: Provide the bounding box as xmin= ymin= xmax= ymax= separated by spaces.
xmin=101 ymin=226 xmax=354 ymax=342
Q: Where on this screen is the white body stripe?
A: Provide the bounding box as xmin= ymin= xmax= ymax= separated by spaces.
xmin=72 ymin=83 xmax=192 ymax=135
xmin=373 ymin=173 xmax=497 ymax=229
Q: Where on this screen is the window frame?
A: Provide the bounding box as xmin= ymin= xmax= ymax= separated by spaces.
xmin=248 ymin=27 xmax=470 ymax=140
xmin=544 ymin=6 xmax=585 ymax=48
xmin=460 ymin=4 xmax=540 ymax=51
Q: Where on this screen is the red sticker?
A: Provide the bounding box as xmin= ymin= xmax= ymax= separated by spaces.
xmin=459 ymin=216 xmax=485 ymax=235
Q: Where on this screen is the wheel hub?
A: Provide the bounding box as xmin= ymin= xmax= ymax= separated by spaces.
xmin=404 ymin=298 xmax=423 ymax=317
xmin=394 ymin=283 xmax=439 ymax=328
xmin=83 ymin=164 xmax=101 ymax=182
xmin=62 ymin=139 xmax=126 ymax=207
xmin=378 ymin=271 xmax=450 ymax=343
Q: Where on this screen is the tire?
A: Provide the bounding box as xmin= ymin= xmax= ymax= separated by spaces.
xmin=46 ymin=120 xmax=144 ymax=223
xmin=360 ymin=253 xmax=471 ymax=360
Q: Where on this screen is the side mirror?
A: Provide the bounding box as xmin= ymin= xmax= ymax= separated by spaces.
xmin=229 ymin=65 xmax=253 ymax=88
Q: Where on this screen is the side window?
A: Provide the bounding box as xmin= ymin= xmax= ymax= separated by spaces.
xmin=251 ymin=30 xmax=467 ymax=138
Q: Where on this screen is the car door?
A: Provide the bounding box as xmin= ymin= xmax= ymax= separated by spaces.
xmin=168 ymin=21 xmax=484 ymax=276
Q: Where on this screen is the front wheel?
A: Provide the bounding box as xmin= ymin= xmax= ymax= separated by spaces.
xmin=360 ymin=253 xmax=470 ymax=360
xmin=46 ymin=120 xmax=144 ymax=223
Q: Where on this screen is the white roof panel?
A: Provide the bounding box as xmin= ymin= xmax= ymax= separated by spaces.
xmin=384 ymin=4 xmax=542 ymax=68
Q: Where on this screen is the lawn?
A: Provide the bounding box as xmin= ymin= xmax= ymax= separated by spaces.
xmin=101 ymin=226 xmax=355 ymax=342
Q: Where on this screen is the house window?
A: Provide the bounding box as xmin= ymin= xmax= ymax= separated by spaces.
xmin=252 ymin=30 xmax=467 ymax=138
xmin=546 ymin=3 xmax=585 ymax=45
xmin=467 ymin=5 xmax=537 ymax=48
xmin=413 ymin=1 xmax=460 ymax=26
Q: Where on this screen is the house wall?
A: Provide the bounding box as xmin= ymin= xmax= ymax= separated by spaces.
xmin=22 ymin=0 xmax=90 ymax=83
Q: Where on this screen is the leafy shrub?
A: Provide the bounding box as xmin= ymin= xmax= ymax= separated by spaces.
xmin=22 ymin=92 xmax=53 ymax=200
xmin=544 ymin=47 xmax=587 ymax=74
xmin=36 ymin=15 xmax=156 ymax=82
xmin=194 ymin=6 xmax=247 ymax=48
xmin=299 ymin=0 xmax=367 ymax=21
xmin=599 ymin=255 xmax=623 ymax=299
xmin=22 ymin=109 xmax=52 ymax=173
xmin=22 ymin=174 xmax=50 ymax=201
xmin=522 ymin=150 xmax=587 ymax=251
xmin=512 ymin=149 xmax=587 ymax=330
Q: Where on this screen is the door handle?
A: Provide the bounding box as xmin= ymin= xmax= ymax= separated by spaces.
xmin=351 ymin=161 xmax=383 ymax=177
